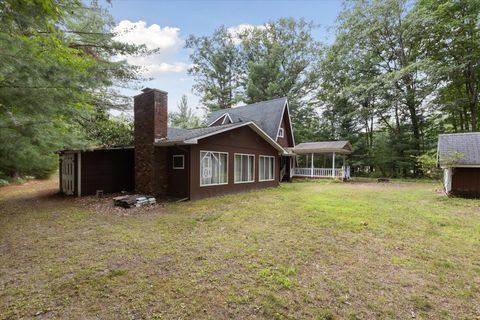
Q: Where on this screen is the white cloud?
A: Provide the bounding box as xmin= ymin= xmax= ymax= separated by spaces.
xmin=145 ymin=62 xmax=191 ymax=75
xmin=227 ymin=24 xmax=266 ymax=44
xmin=113 ymin=20 xmax=189 ymax=75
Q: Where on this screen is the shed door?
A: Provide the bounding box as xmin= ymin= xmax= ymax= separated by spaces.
xmin=62 ymin=153 xmax=75 ymax=195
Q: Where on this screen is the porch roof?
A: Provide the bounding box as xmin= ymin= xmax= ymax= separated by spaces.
xmin=289 ymin=141 xmax=352 ymax=155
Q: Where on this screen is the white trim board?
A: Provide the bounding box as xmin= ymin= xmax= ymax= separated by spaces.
xmin=222 ymin=113 xmax=232 ymax=124
xmin=440 ymin=165 xmax=480 ymax=168
xmin=207 ymin=113 xmax=230 ymax=127
xmin=274 ymin=100 xmax=295 ymax=146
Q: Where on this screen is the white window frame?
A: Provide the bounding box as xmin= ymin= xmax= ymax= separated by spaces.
xmin=200 ymin=150 xmax=229 ymax=187
xmin=234 ymin=153 xmax=255 ymax=184
xmin=278 ymin=127 xmax=284 ymax=138
xmin=172 ymin=155 xmax=184 ymax=169
xmin=259 ymin=155 xmax=275 ymax=182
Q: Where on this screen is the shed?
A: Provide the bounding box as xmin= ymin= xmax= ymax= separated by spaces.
xmin=59 ymin=147 xmax=134 ymax=196
xmin=437 ymin=133 xmax=480 ymax=197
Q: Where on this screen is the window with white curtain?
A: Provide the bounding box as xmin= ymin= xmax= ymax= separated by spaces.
xmin=259 ymin=156 xmax=275 ymax=181
xmin=234 ymin=154 xmax=255 ymax=183
xmin=200 ymin=151 xmax=228 ymax=186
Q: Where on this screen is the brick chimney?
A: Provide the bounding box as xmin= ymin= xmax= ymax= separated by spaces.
xmin=134 ymin=88 xmax=168 ymax=195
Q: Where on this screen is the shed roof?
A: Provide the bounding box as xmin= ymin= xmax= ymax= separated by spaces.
xmin=290 ymin=141 xmax=352 ymax=154
xmin=206 ymin=97 xmax=287 ymax=140
xmin=437 ymin=133 xmax=480 ymax=167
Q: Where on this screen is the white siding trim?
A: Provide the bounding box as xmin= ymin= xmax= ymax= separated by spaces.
xmin=440 ymin=164 xmax=480 ymax=168
xmin=274 ymin=100 xmax=295 ymax=146
xmin=207 ymin=114 xmax=227 ymax=127
xmin=443 ymin=168 xmax=452 ymax=195
xmin=222 ymin=113 xmax=233 ymax=124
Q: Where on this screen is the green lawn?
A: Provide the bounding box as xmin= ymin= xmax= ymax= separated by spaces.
xmin=1 ymin=178 xmax=480 ymax=319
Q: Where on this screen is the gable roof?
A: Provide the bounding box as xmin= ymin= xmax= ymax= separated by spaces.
xmin=206 ymin=97 xmax=288 ymax=141
xmin=159 ymin=122 xmax=287 ymax=154
xmin=437 ymin=133 xmax=480 ymax=167
xmin=290 ymin=141 xmax=353 ymax=154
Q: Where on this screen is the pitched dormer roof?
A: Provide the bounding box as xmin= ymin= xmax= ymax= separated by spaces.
xmin=206 ymin=97 xmax=288 ymax=141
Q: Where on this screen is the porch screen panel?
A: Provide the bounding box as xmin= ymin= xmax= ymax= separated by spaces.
xmin=200 ymin=151 xmax=228 ymax=186
xmin=260 ymin=156 xmax=274 ymax=181
xmin=235 ymin=154 xmax=254 ymax=183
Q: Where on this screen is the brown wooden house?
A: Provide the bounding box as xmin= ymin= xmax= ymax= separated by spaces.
xmin=59 ymin=88 xmax=295 ymax=199
xmin=59 ymin=88 xmax=352 ymax=199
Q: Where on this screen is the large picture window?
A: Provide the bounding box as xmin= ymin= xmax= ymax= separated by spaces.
xmin=259 ymin=156 xmax=275 ymax=181
xmin=200 ymin=151 xmax=228 ymax=186
xmin=234 ymin=154 xmax=255 ymax=183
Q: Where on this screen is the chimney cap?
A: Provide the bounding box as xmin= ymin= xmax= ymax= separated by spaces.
xmin=141 ymin=87 xmax=168 ymax=94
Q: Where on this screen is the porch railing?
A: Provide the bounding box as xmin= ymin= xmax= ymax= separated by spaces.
xmin=293 ymin=166 xmax=350 ymax=179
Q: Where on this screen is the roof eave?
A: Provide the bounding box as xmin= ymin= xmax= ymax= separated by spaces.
xmin=154 ymin=140 xmax=196 ymax=147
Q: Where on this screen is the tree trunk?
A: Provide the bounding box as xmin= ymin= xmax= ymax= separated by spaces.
xmin=465 ymin=65 xmax=478 ymax=131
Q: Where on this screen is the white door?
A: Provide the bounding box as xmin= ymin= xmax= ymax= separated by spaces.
xmin=62 ymin=153 xmax=75 ymax=195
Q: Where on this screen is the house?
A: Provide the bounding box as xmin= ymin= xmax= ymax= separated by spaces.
xmin=58 ymin=88 xmax=351 ymax=200
xmin=437 ymin=132 xmax=480 ymax=197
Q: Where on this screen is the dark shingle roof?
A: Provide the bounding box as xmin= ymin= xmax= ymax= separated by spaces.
xmin=161 ymin=122 xmax=287 ymax=153
xmin=438 ymin=133 xmax=480 ymax=166
xmin=206 ymin=97 xmax=287 ymax=140
xmin=160 ymin=123 xmax=247 ymax=145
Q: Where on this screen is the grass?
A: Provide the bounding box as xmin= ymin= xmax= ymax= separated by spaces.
xmin=1 ymin=178 xmax=480 ymax=319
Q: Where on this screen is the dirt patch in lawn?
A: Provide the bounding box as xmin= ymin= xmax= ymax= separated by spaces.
xmin=74 ymin=195 xmax=168 ymax=216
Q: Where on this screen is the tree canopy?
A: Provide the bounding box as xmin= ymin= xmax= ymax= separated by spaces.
xmin=2 ymin=0 xmax=479 ymax=180
xmin=0 ymin=0 xmax=146 ymax=179
xmin=186 ymin=1 xmax=480 ymax=177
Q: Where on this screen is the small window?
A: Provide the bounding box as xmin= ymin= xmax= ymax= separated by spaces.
xmin=173 ymin=155 xmax=184 ymax=169
xmin=200 ymin=151 xmax=228 ymax=186
xmin=278 ymin=127 xmax=284 ymax=138
xmin=234 ymin=154 xmax=255 ymax=183
xmin=259 ymin=156 xmax=275 ymax=181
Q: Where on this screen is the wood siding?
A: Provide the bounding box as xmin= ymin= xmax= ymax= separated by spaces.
xmin=276 ymin=108 xmax=294 ymax=147
xmin=189 ymin=125 xmax=280 ymax=200
xmin=451 ymin=167 xmax=480 ymax=198
xmin=80 ymin=149 xmax=134 ymax=196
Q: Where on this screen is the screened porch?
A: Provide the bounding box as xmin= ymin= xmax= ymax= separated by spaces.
xmin=287 ymin=141 xmax=352 ymax=180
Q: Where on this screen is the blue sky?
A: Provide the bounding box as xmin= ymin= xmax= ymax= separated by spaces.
xmin=107 ymin=0 xmax=343 ymax=116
